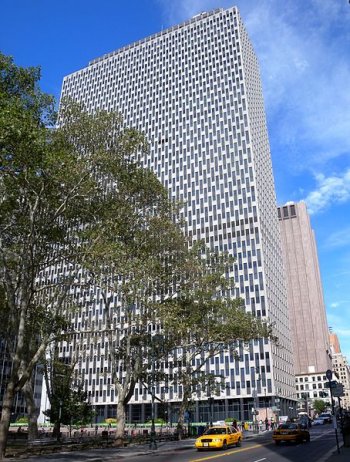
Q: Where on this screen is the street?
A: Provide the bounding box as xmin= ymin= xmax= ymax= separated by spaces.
xmin=24 ymin=426 xmax=340 ymax=462
xmin=124 ymin=427 xmax=337 ymax=462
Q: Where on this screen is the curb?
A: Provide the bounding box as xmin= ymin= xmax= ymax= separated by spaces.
xmin=76 ymin=443 xmax=195 ymax=461
xmin=83 ymin=447 xmax=195 ymax=461
xmin=318 ymin=444 xmax=344 ymax=462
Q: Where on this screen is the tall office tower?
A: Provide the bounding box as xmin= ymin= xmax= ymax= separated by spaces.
xmin=278 ymin=202 xmax=332 ymax=406
xmin=57 ymin=7 xmax=295 ymax=422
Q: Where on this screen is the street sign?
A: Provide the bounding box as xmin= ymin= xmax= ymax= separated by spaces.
xmin=326 ymin=369 xmax=333 ymax=380
xmin=333 ymin=384 xmax=345 ymax=397
xmin=325 ymin=380 xmax=337 ymax=389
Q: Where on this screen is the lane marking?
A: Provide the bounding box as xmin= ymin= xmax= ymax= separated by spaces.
xmin=190 ymin=444 xmax=262 ymax=461
xmin=189 ymin=430 xmax=333 ymax=462
xmin=253 ymin=459 xmax=267 ymax=462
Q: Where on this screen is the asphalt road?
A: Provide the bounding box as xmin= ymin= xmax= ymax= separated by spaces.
xmin=123 ymin=426 xmax=338 ymax=462
xmin=23 ymin=425 xmax=339 ymax=462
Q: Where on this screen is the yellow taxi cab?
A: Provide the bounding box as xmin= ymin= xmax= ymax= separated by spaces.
xmin=273 ymin=422 xmax=310 ymax=445
xmin=195 ymin=425 xmax=242 ymax=451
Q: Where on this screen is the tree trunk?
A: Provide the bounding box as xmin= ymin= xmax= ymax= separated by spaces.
xmin=52 ymin=421 xmax=61 ymax=440
xmin=177 ymin=380 xmax=191 ymax=441
xmin=0 ymin=380 xmax=16 ymax=460
xmin=23 ymin=381 xmax=38 ymax=441
xmin=177 ymin=399 xmax=187 ymax=441
xmin=114 ymin=400 xmax=126 ymax=447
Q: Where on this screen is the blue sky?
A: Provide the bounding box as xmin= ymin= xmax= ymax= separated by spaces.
xmin=2 ymin=0 xmax=350 ymax=362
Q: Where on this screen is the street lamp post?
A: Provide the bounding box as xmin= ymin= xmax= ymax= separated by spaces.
xmin=148 ymin=334 xmax=164 ymax=450
xmin=207 ymin=375 xmax=216 ymax=427
xmin=208 ymin=397 xmax=214 ymax=427
xmin=57 ymin=399 xmax=63 ymax=442
xmin=252 ymin=389 xmax=259 ymax=434
xmin=149 ymin=378 xmax=157 ymax=449
xmin=149 ymin=339 xmax=157 ymax=450
xmin=326 ymin=369 xmax=340 ymax=455
xmin=252 ymin=371 xmax=261 ymax=433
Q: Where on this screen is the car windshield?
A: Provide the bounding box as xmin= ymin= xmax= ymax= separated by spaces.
xmin=279 ymin=424 xmax=297 ymax=430
xmin=204 ymin=427 xmax=227 ymax=435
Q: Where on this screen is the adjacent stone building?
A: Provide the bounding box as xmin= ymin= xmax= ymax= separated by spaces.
xmin=330 ymin=332 xmax=350 ymax=410
xmin=278 ymin=201 xmax=332 ymax=408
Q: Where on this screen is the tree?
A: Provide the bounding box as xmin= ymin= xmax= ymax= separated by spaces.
xmin=41 ymin=344 xmax=94 ymax=439
xmin=313 ymin=399 xmax=327 ymax=415
xmin=158 ymin=244 xmax=276 ymax=437
xmin=0 ymin=52 xmax=62 ymax=457
xmin=0 ymin=53 xmax=188 ymax=458
xmin=66 ymin=126 xmax=191 ymax=445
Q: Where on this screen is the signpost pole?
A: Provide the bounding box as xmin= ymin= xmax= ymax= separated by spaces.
xmin=338 ymin=397 xmax=344 ymax=444
xmin=326 ymin=369 xmax=340 ymax=454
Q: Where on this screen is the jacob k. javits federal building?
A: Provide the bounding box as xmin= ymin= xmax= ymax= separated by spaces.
xmin=42 ymin=6 xmax=297 ymax=424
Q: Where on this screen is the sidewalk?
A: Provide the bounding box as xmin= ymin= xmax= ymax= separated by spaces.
xmin=322 ymin=444 xmax=350 ymax=462
xmin=23 ymin=438 xmax=196 ymax=461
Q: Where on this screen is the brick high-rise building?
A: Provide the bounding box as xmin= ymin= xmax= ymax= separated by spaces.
xmin=278 ymin=201 xmax=331 ymax=407
xmin=330 ymin=332 xmax=341 ymax=354
xmin=51 ymin=6 xmax=296 ymax=422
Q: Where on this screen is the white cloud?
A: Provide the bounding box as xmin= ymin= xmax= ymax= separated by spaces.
xmin=330 ymin=302 xmax=339 ymax=308
xmin=303 ymin=169 xmax=350 ymax=214
xmin=325 ymin=227 xmax=350 ymax=249
xmin=243 ymin=1 xmax=350 ymax=167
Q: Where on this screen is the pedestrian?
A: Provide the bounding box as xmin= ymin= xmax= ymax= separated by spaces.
xmin=265 ymin=417 xmax=269 ymax=430
xmin=271 ymin=417 xmax=275 ymax=430
xmin=232 ymin=419 xmax=239 ymax=431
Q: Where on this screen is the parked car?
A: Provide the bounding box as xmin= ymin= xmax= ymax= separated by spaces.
xmin=273 ymin=423 xmax=310 ymax=445
xmin=318 ymin=413 xmax=332 ymax=424
xmin=312 ymin=418 xmax=325 ymax=425
xmin=195 ymin=426 xmax=242 ymax=451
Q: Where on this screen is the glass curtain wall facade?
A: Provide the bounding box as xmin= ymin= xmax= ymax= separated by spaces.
xmin=57 ymin=6 xmax=295 ymax=422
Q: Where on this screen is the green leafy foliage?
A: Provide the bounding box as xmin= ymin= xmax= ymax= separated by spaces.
xmin=313 ymin=399 xmax=327 ymax=415
xmin=15 ymin=417 xmax=28 ymax=424
xmin=42 ymin=351 xmax=94 ymax=430
xmin=157 ymin=243 xmax=276 ymax=432
xmin=0 ymin=52 xmax=190 ymax=454
xmin=44 ymin=385 xmax=93 ymax=428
